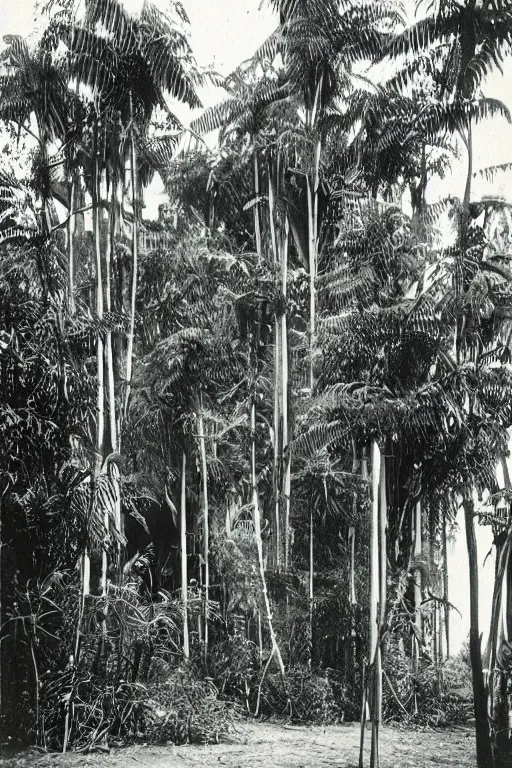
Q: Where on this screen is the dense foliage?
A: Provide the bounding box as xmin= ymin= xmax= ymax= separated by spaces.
xmin=1 ymin=2 xmax=512 ymax=767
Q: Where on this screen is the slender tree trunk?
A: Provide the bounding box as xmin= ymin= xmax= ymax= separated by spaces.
xmin=124 ymin=109 xmax=139 ymax=419
xmin=413 ymin=500 xmax=423 ymax=671
xmin=306 ymin=139 xmax=321 ymax=392
xmin=443 ymin=509 xmax=450 ymax=658
xmin=305 ymin=75 xmax=323 ymax=392
xmin=369 ymin=441 xmax=381 ymax=768
xmin=281 ymin=219 xmax=291 ymax=571
xmin=359 ymin=448 xmax=369 ymax=768
xmin=463 ymin=498 xmax=494 ymax=768
xmin=198 ymin=399 xmax=209 ymax=665
xmin=67 ymin=175 xmax=76 ymax=315
xmin=485 ymin=458 xmax=512 ymax=766
xmin=269 ymin=165 xmax=280 ymax=568
xmin=253 ymin=152 xmax=262 ymax=258
xmin=269 ymin=166 xmax=291 ymax=571
xmin=379 ymin=454 xmax=387 ymax=630
xmin=309 ymin=504 xmax=314 ymax=665
xmin=250 ymin=399 xmax=286 ymax=686
xmin=181 ymin=450 xmax=189 ymax=660
xmin=92 ymin=129 xmax=105 ymax=597
xmin=273 ymin=304 xmax=282 ymax=571
xmin=462 ymin=120 xmax=473 ymax=243
xmin=93 ymin=142 xmax=105 ymax=467
xmin=105 ymin=175 xmax=118 ymax=452
xmin=350 ymin=441 xmax=358 ymax=607
xmin=486 ymin=529 xmax=512 ymax=767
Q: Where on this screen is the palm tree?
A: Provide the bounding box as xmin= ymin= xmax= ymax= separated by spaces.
xmin=60 ymin=0 xmax=201 ymax=419
xmin=191 ymin=61 xmax=289 ymax=257
xmin=0 ymin=34 xmax=71 ymax=233
xmin=387 ymin=0 xmax=512 ymax=241
xmin=262 ymin=0 xmax=402 ymax=390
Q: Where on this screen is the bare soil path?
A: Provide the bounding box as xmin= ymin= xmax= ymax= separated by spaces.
xmin=0 ymin=722 xmax=476 ymax=768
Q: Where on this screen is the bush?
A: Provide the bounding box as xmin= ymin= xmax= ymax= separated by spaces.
xmin=208 ymin=634 xmax=260 ymax=705
xmin=258 ymin=665 xmax=347 ymax=724
xmin=4 ymin=576 xmax=243 ymax=752
xmin=143 ymin=666 xmax=242 ymax=745
xmin=383 ymin=646 xmax=473 ymax=728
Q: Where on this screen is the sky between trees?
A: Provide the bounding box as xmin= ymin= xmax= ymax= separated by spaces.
xmin=3 ymin=0 xmax=512 ymax=210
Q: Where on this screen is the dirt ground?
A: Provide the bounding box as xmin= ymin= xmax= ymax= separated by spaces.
xmin=0 ymin=722 xmax=476 ymax=768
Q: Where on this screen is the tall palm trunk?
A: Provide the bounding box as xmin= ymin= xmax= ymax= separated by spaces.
xmin=442 ymin=509 xmax=450 ymax=658
xmin=485 ymin=458 xmax=512 ymax=766
xmin=181 ymin=450 xmax=190 ymax=659
xmin=306 ymin=75 xmax=323 ymax=392
xmin=360 ymin=443 xmax=385 ymax=768
xmin=124 ymin=109 xmax=139 ymax=419
xmin=359 ymin=448 xmax=369 ymax=768
xmin=90 ymin=125 xmax=105 ymax=597
xmin=413 ymin=500 xmax=423 ymax=670
xmin=67 ymin=175 xmax=76 ymax=315
xmin=369 ymin=441 xmax=382 ymax=768
xmin=93 ymin=135 xmax=105 ymax=467
xmin=379 ymin=454 xmax=387 ymax=631
xmin=486 ymin=527 xmax=511 ymax=767
xmin=309 ymin=503 xmax=314 ymax=665
xmin=250 ymin=399 xmax=286 ymax=689
xmin=281 ymin=219 xmax=291 ymax=571
xmin=350 ymin=441 xmax=359 ymax=607
xmin=104 ymin=179 xmax=117 ymax=446
xmin=268 ymin=164 xmax=280 ymax=571
xmin=198 ymin=400 xmax=209 ymax=664
xmin=306 ymin=140 xmax=321 ymax=391
xmin=253 ymin=152 xmax=262 ymax=258
xmin=463 ymin=497 xmax=493 ymax=768
xmin=272 ymin=299 xmax=282 ymax=569
xmin=462 ymin=120 xmax=473 ymax=244
xmin=269 ymin=165 xmax=291 ymax=571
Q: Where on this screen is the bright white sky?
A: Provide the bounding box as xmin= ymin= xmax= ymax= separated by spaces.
xmin=3 ymin=0 xmax=511 ymax=205
xmin=2 ymin=0 xmax=512 ymax=196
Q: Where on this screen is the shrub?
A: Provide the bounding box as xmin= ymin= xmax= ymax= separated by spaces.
xmin=258 ymin=665 xmax=346 ymax=724
xmin=383 ymin=645 xmax=473 ymax=727
xmin=143 ymin=666 xmax=242 ymax=745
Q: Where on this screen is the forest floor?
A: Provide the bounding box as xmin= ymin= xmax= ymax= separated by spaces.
xmin=0 ymin=722 xmax=476 ymax=768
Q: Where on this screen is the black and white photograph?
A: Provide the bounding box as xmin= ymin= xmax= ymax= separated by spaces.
xmin=1 ymin=1 xmax=512 ymax=766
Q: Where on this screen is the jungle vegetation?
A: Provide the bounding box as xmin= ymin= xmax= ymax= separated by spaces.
xmin=1 ymin=1 xmax=512 ymax=767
